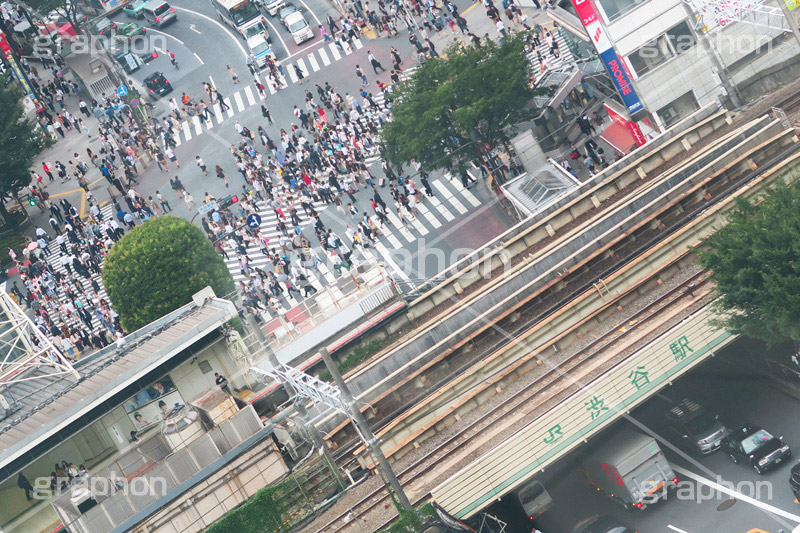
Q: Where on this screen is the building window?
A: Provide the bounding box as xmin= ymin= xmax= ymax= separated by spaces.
xmin=198 ymin=360 xmax=213 ymax=374
xmin=657 ymin=91 xmax=699 ymax=128
xmin=627 ymin=22 xmax=697 ymax=77
xmin=594 ymin=0 xmax=648 ymax=21
xmin=628 ymin=35 xmax=672 ymax=76
xmin=666 ymin=21 xmax=696 ymax=55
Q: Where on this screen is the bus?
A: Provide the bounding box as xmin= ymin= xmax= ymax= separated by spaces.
xmin=209 ymin=0 xmax=263 ymax=33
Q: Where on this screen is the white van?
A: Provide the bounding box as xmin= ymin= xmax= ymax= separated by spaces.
xmin=142 ymin=0 xmax=177 ymax=27
xmin=284 ymin=11 xmax=313 ymax=44
xmin=246 ymin=34 xmax=275 ymax=68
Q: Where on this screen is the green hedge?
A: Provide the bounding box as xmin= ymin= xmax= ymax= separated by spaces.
xmin=207 ymin=478 xmax=298 ymax=533
xmin=319 ymin=339 xmax=385 ymax=382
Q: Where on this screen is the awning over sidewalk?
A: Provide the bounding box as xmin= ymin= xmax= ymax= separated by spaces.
xmin=600 ymin=121 xmax=637 ymax=155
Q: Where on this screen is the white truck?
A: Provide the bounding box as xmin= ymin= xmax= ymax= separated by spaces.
xmin=578 ymin=428 xmax=678 ymax=509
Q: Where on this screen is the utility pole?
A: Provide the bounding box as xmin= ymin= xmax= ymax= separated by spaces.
xmin=681 ymin=2 xmax=742 ymax=108
xmin=318 ymin=348 xmax=413 ymax=511
xmin=243 ymin=311 xmax=346 ymax=489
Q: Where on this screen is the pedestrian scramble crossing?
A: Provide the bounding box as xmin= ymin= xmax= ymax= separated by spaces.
xmin=36 ymin=202 xmax=118 ymax=336
xmin=223 ymin=173 xmax=483 ymax=313
xmin=168 ymin=38 xmax=367 ymax=147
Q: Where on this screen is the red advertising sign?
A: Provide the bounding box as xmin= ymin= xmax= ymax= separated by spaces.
xmin=604 ymin=103 xmax=627 ymax=127
xmin=572 ymin=0 xmax=599 ymax=26
xmin=627 ymin=121 xmax=647 ymax=146
xmin=0 ymin=32 xmax=12 ymax=57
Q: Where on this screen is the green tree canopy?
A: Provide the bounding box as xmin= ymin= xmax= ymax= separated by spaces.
xmin=102 ymin=216 xmax=235 ymax=331
xmin=698 ymin=181 xmax=800 ymax=344
xmin=381 ymin=34 xmax=546 ymax=174
xmin=0 ymin=74 xmax=49 ymax=224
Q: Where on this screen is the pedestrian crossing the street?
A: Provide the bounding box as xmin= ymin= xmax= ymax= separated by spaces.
xmin=166 ymin=38 xmax=365 ymax=146
xmin=222 ymin=173 xmax=483 ymax=299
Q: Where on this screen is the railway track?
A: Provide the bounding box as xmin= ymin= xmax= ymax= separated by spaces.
xmin=315 ymin=271 xmax=710 ymax=533
xmin=301 ymin=130 xmax=800 ymax=532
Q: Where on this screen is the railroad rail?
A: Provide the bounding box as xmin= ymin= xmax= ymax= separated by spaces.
xmin=314 ymin=271 xmax=711 ymax=533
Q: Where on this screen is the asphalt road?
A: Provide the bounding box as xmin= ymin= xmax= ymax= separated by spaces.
xmin=486 ymin=340 xmax=800 ymax=533
xmin=99 ymin=0 xmax=517 ymax=285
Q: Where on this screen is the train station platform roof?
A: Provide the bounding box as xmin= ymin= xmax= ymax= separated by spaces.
xmin=0 ymin=292 xmax=237 ymax=483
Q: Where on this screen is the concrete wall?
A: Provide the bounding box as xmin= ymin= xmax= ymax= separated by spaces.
xmin=511 ymin=129 xmax=547 ymax=173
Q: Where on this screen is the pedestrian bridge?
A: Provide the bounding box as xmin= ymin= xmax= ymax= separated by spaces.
xmin=430 ymin=304 xmax=735 ymax=519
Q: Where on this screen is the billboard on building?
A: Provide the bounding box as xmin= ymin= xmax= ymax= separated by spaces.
xmin=570 ymin=0 xmax=644 ymax=115
xmin=123 ymin=376 xmax=185 ymax=431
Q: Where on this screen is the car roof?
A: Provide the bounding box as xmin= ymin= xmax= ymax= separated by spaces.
xmin=145 ymin=71 xmax=165 ymax=80
xmin=284 ymin=11 xmax=305 ymax=23
xmin=246 ymin=34 xmax=268 ymax=46
xmin=730 ymin=425 xmax=762 ymax=440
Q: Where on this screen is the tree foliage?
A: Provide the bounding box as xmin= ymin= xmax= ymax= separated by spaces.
xmin=102 ymin=216 xmax=235 ymax=331
xmin=25 ymin=0 xmax=86 ymax=34
xmin=381 ymin=34 xmax=546 ymax=174
xmin=0 ymin=74 xmax=48 ymax=224
xmin=698 ymin=180 xmax=800 ymax=344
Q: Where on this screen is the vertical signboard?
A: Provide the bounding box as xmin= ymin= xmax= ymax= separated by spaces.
xmin=0 ymin=32 xmax=36 ymax=102
xmin=571 ymin=0 xmax=644 ymax=115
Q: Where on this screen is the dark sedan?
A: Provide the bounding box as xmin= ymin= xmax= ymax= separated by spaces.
xmin=144 ymin=72 xmax=172 ymax=97
xmin=722 ymin=425 xmax=791 ymax=474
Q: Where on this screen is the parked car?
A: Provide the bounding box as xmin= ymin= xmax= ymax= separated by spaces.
xmin=284 ymin=11 xmax=313 ymax=44
xmin=144 ymin=71 xmax=172 ymax=97
xmin=790 ymin=462 xmax=800 ymax=501
xmin=241 ymin=19 xmax=271 ymax=43
xmin=246 ymin=34 xmax=275 ymax=68
xmin=515 ymin=479 xmax=552 ymax=519
xmin=91 ymin=16 xmax=117 ymax=35
xmin=123 ymin=0 xmax=149 ymax=18
xmin=571 ymin=515 xmax=638 ymax=533
xmin=114 ymin=21 xmax=146 ymax=41
xmin=262 ymin=0 xmax=285 ymax=15
xmin=665 ymin=398 xmax=729 ymax=455
xmin=278 ymin=3 xmax=298 ymax=27
xmin=722 ymin=425 xmax=791 ymax=474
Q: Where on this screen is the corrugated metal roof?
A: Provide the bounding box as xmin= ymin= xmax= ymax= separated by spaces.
xmin=0 ymin=299 xmax=235 ymax=474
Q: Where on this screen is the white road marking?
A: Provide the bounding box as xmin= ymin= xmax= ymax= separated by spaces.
xmin=674 ymin=466 xmax=800 ymax=524
xmin=148 ymin=28 xmax=185 ymax=45
xmin=182 ymin=121 xmax=191 ymax=141
xmin=213 ymin=102 xmax=224 ymax=122
xmin=353 ymin=37 xmax=363 ymax=49
xmin=375 ymin=242 xmax=411 ymax=282
xmin=173 ymin=7 xmax=248 ymax=58
xmin=233 ymin=91 xmax=245 ymax=112
xmin=306 ymin=53 xmax=320 ymax=72
xmin=193 ymin=52 xmax=204 ymax=65
xmin=296 ymin=58 xmax=309 ymax=77
xmin=287 ymin=64 xmax=298 ymax=83
xmin=262 ymin=17 xmax=289 ymax=57
xmin=295 ymin=0 xmax=322 ymax=25
xmin=416 ymin=202 xmax=442 ymax=228
xmin=433 ymin=180 xmax=468 ymax=214
xmin=317 ymin=47 xmax=331 ymax=66
xmin=189 ymin=24 xmax=201 ymax=34
xmin=244 ymin=85 xmax=256 ymax=106
xmin=223 ymin=98 xmax=235 ymax=117
xmin=667 ymin=526 xmax=690 ymax=533
xmin=192 ymin=115 xmax=202 ymax=135
xmin=329 ymin=43 xmax=341 ymax=60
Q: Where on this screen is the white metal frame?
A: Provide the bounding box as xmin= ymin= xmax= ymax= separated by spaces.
xmin=684 ymin=0 xmax=790 ymax=34
xmin=0 ymin=289 xmax=78 ymax=385
xmin=251 ymin=363 xmax=367 ymax=441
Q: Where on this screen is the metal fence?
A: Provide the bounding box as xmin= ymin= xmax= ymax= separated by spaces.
xmin=52 ymin=405 xmax=264 ymax=533
xmin=250 ymin=263 xmax=397 ymax=359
